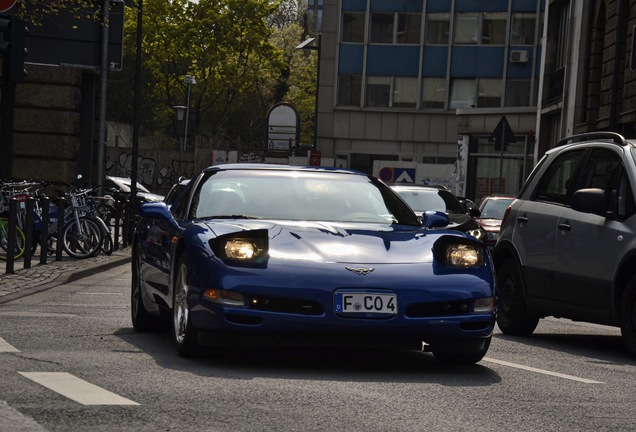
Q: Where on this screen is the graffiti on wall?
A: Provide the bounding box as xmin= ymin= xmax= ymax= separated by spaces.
xmin=106 ymin=152 xmax=195 ymax=190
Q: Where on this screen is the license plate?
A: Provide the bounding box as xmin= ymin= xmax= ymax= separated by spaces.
xmin=334 ymin=292 xmax=397 ymax=315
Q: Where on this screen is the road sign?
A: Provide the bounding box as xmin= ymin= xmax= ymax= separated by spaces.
xmin=489 ymin=116 xmax=516 ymax=151
xmin=0 ymin=0 xmax=16 ymax=13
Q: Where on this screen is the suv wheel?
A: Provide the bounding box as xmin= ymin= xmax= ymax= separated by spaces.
xmin=496 ymin=258 xmax=539 ymax=336
xmin=620 ymin=275 xmax=636 ymax=357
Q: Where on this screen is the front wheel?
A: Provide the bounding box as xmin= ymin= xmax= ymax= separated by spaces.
xmin=62 ymin=217 xmax=103 ymax=259
xmin=496 ymin=258 xmax=539 ymax=336
xmin=131 ymin=244 xmax=158 ymax=332
xmin=173 ymin=256 xmax=200 ymax=357
xmin=620 ymin=275 xmax=636 ymax=357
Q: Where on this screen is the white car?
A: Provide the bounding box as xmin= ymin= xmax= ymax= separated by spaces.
xmin=105 ymin=176 xmax=164 ymax=204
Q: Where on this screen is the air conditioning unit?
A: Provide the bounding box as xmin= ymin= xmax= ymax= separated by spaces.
xmin=510 ymin=50 xmax=530 ymax=63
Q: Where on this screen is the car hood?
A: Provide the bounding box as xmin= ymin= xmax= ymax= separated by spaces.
xmin=198 ymin=220 xmax=463 ymax=264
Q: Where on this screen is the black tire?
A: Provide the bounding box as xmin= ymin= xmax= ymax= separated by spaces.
xmin=433 ymin=337 xmax=491 ymax=365
xmin=620 ymin=275 xmax=636 ymax=357
xmin=62 ymin=217 xmax=102 ymax=259
xmin=496 ymin=258 xmax=539 ymax=336
xmin=131 ymin=244 xmax=158 ymax=332
xmin=172 ymin=255 xmax=200 ymax=357
xmin=101 ymin=234 xmax=114 ymax=255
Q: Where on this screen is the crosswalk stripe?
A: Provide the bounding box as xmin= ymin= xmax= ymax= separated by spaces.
xmin=18 ymin=372 xmax=140 ymax=405
xmin=0 ymin=337 xmax=20 ymax=352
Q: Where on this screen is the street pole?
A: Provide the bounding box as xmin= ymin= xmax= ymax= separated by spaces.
xmin=498 ymin=118 xmax=506 ymax=194
xmin=96 ymin=0 xmax=110 ymax=195
xmin=130 ymin=0 xmax=143 ymax=242
xmin=183 ymin=75 xmax=196 ymax=151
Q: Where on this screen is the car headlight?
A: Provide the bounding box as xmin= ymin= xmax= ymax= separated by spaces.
xmin=466 ymin=227 xmax=487 ymax=241
xmin=432 ymin=235 xmax=485 ymax=268
xmin=210 ymin=229 xmax=269 ymax=266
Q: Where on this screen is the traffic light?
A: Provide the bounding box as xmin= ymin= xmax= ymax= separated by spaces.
xmin=0 ymin=15 xmax=28 ymax=86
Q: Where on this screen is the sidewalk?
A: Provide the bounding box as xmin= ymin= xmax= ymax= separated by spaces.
xmin=0 ymin=247 xmax=132 ymax=304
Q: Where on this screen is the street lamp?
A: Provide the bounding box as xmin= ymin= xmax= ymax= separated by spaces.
xmin=174 ymin=75 xmax=196 ymax=151
xmin=295 ymin=35 xmax=321 ymax=149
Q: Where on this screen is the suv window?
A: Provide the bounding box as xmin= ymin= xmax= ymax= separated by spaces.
xmin=534 ymin=149 xmax=586 ymax=205
xmin=576 ymin=148 xmax=621 ymax=191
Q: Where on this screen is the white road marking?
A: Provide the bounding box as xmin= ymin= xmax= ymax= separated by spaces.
xmin=18 ymin=372 xmax=140 ymax=405
xmin=0 ymin=337 xmax=20 ymax=352
xmin=483 ymin=357 xmax=604 ymax=384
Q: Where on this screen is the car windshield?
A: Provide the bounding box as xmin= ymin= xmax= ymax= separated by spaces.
xmin=394 ymin=188 xmax=466 ymax=214
xmin=479 ymin=198 xmax=514 ymax=219
xmin=191 ymin=169 xmax=419 ymax=225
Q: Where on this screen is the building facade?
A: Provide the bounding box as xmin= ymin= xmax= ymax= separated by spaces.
xmin=317 ymin=0 xmax=545 ymax=201
xmin=538 ymin=0 xmax=636 ymax=155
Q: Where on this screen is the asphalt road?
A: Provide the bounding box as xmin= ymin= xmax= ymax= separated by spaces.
xmin=1 ymin=264 xmax=635 ymax=431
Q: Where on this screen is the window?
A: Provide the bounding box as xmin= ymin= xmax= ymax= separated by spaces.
xmin=505 ymin=80 xmax=532 ymax=107
xmin=393 ymin=77 xmax=417 ymax=107
xmin=342 ymin=12 xmax=365 ymax=43
xmin=396 ymin=13 xmax=421 ymax=44
xmin=477 ymin=79 xmax=502 ymax=107
xmin=450 ymin=79 xmax=477 ymax=109
xmin=577 ymin=148 xmax=621 ymax=191
xmin=422 ymin=78 xmax=446 ymax=108
xmin=510 ymin=13 xmax=536 ymax=45
xmin=426 ymin=13 xmax=450 ymax=44
xmin=366 ymin=76 xmax=391 ymax=107
xmin=370 ymin=13 xmax=393 ymax=43
xmin=454 ymin=13 xmax=480 ymax=44
xmin=454 ymin=12 xmax=508 ymax=45
xmin=482 ymin=12 xmax=507 ymax=44
xmin=338 ymin=74 xmax=362 ymax=106
xmin=534 ymin=149 xmax=586 ymax=205
xmin=371 ymin=12 xmax=421 ymax=44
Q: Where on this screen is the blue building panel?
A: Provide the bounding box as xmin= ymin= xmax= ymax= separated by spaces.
xmin=422 ymin=46 xmax=448 ymax=77
xmin=370 ymin=0 xmax=423 ymax=12
xmin=451 ymin=46 xmax=504 ymax=77
xmin=426 ymin=0 xmax=451 ymax=12
xmin=367 ymin=46 xmax=420 ymax=76
xmin=512 ymin=0 xmax=544 ymax=12
xmin=338 ymin=44 xmax=364 ymax=74
xmin=455 ymin=0 xmax=508 ymax=12
xmin=342 ymin=0 xmax=366 ymax=11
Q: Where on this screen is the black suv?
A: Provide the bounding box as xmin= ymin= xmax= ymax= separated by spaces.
xmin=493 ymin=132 xmax=636 ymax=355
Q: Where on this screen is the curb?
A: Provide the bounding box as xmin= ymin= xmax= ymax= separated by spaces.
xmin=0 ymin=255 xmax=131 ymax=305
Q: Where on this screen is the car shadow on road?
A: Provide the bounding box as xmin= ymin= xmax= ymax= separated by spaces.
xmin=494 ymin=332 xmax=634 ymax=365
xmin=114 ymin=327 xmax=502 ymax=387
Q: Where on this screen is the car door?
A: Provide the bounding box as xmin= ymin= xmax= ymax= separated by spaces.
xmin=552 ymin=148 xmax=623 ymax=319
xmin=514 ymin=148 xmax=587 ymax=303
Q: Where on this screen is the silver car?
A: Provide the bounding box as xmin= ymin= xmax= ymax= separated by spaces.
xmin=493 ymin=132 xmax=636 ymax=356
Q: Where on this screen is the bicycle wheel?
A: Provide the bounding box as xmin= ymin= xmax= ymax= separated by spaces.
xmin=0 ymin=217 xmax=26 ymax=260
xmin=101 ymin=233 xmax=114 ymax=255
xmin=61 ymin=217 xmax=103 ymax=259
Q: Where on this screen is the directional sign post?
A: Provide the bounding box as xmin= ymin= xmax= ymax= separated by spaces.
xmin=490 ymin=116 xmax=516 ymax=194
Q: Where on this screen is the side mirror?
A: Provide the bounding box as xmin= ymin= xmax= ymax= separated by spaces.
xmin=570 ymin=188 xmax=607 ymax=216
xmin=468 ymin=208 xmax=481 ymax=218
xmin=138 ymin=202 xmax=180 ymax=229
xmin=422 ymin=210 xmax=449 ymax=229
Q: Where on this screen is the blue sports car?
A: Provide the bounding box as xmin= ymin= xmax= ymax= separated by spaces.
xmin=131 ymin=164 xmax=496 ymax=364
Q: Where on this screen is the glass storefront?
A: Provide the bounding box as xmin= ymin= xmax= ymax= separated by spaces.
xmin=467 ymin=134 xmax=535 ymax=202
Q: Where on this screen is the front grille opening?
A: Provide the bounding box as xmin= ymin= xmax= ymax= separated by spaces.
xmin=405 ymin=301 xmax=470 ymax=318
xmin=248 ymin=296 xmax=324 ymax=316
xmin=460 ymin=321 xmax=491 ymax=331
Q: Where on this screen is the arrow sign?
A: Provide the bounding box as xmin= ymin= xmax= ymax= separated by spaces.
xmin=489 ymin=116 xmax=516 ymax=151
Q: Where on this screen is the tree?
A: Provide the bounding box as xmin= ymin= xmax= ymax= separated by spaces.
xmin=109 ymin=0 xmax=286 ymax=149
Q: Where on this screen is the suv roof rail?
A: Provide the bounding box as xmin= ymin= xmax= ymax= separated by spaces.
xmin=556 ymin=132 xmax=627 ymax=147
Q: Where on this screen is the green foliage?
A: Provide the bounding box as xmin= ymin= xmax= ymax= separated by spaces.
xmin=108 ymin=0 xmax=315 ymax=150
